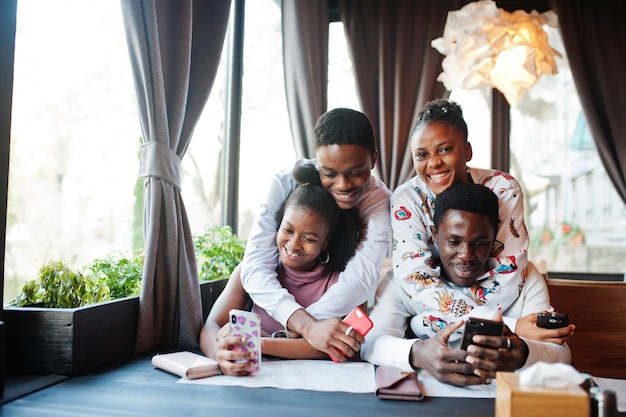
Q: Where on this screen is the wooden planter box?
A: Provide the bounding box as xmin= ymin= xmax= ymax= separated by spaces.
xmin=3 ymin=279 xmax=228 ymax=376
xmin=3 ymin=296 xmax=139 ymax=376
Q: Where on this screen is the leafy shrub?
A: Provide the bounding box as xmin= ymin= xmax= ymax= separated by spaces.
xmin=11 ymin=261 xmax=110 ymax=308
xmin=84 ymin=252 xmax=144 ymax=300
xmin=194 ymin=226 xmax=246 ymax=281
xmin=10 ymin=226 xmax=245 ymax=307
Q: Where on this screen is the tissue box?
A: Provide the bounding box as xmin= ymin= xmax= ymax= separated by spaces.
xmin=495 ymin=372 xmax=589 ymax=417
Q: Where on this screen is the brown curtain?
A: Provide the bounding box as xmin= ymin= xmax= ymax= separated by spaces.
xmin=338 ymin=0 xmax=467 ymax=190
xmin=282 ymin=0 xmax=328 ymax=159
xmin=553 ymin=0 xmax=626 ymax=204
xmin=121 ymin=0 xmax=231 ymax=352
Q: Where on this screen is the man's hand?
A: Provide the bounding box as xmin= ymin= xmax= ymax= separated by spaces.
xmin=286 ymin=309 xmax=364 ymax=361
xmin=515 ymin=312 xmax=575 ymax=345
xmin=465 ymin=315 xmax=529 ymax=381
xmin=409 ymin=320 xmax=491 ymax=387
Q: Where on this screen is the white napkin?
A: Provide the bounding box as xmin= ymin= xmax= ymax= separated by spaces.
xmin=518 ymin=362 xmax=588 ymax=389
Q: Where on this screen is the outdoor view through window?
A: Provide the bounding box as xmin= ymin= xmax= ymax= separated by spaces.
xmin=5 ymin=2 xmax=624 ymax=304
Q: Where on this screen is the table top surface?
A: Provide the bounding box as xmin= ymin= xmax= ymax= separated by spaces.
xmin=1 ymin=353 xmax=497 ymax=417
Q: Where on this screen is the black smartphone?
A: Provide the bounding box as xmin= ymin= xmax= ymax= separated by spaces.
xmin=459 ymin=317 xmax=504 ymax=350
xmin=536 ymin=312 xmax=570 ymax=329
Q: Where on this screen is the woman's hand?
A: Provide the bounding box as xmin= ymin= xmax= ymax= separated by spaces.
xmin=515 ymin=312 xmax=575 ymax=344
xmin=214 ymin=324 xmax=258 ymax=376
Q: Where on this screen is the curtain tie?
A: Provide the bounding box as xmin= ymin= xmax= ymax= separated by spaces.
xmin=138 ymin=141 xmax=181 ymax=189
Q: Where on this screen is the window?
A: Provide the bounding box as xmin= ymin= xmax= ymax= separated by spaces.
xmin=449 ymin=88 xmax=492 ymax=170
xmin=328 ymin=22 xmax=360 ymax=111
xmin=183 ymin=0 xmax=299 ymax=241
xmin=4 ymin=0 xmax=299 ymax=305
xmin=6 ymin=4 xmax=624 ymax=308
xmin=6 ymin=1 xmax=140 ymax=304
xmin=509 ymin=28 xmax=626 ymax=274
xmin=237 ymin=0 xmax=295 ymax=238
xmin=450 ymin=28 xmax=626 ymax=275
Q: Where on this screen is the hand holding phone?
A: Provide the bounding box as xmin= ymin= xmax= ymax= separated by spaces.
xmin=228 ymin=309 xmax=261 ymax=372
xmin=459 ymin=317 xmax=503 ymax=350
xmin=330 ymin=307 xmax=373 ymax=362
xmin=536 ymin=312 xmax=570 ymax=329
xmin=343 ymin=306 xmax=374 ymax=336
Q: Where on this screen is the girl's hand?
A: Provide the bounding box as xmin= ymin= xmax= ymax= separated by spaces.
xmin=215 ymin=324 xmax=258 ymax=376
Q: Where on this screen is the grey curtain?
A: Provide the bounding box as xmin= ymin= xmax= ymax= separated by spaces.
xmin=338 ymin=1 xmax=465 ymax=190
xmin=121 ymin=0 xmax=231 ymax=352
xmin=282 ymin=0 xmax=328 ymax=159
xmin=553 ymin=0 xmax=626 ymax=204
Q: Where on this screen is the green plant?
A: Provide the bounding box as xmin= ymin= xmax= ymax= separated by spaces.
xmin=11 ymin=261 xmax=110 ymax=308
xmin=193 ymin=226 xmax=246 ymax=281
xmin=84 ymin=251 xmax=144 ymax=299
xmin=10 ymin=226 xmax=244 ymax=308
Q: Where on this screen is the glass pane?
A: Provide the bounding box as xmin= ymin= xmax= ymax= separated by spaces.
xmin=328 ymin=22 xmax=360 ymax=111
xmin=510 ymin=27 xmax=626 ymax=274
xmin=5 ymin=0 xmax=140 ymax=305
xmin=236 ymin=0 xmax=295 ymax=240
xmin=180 ymin=38 xmax=227 ymax=233
xmin=5 ymin=1 xmax=230 ymax=305
xmin=234 ymin=18 xmax=362 ymax=240
xmin=449 ymin=88 xmax=492 ymax=170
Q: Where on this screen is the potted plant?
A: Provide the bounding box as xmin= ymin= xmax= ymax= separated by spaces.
xmin=559 ymin=222 xmax=585 ymax=246
xmin=541 ymin=228 xmax=554 ymax=244
xmin=4 ymin=255 xmax=143 ymax=376
xmin=4 ymin=227 xmax=245 ymax=375
xmin=193 ymin=226 xmax=246 ymax=320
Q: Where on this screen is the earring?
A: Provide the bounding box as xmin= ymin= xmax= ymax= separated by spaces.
xmin=319 ymin=249 xmax=330 ymax=265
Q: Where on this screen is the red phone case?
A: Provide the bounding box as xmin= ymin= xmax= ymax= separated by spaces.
xmin=343 ymin=306 xmax=373 ymax=336
xmin=330 ymin=307 xmax=373 ymax=362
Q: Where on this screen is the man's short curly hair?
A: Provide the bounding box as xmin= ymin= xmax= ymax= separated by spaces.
xmin=434 ymin=182 xmax=499 ymax=234
xmin=313 ymin=108 xmax=376 ymax=156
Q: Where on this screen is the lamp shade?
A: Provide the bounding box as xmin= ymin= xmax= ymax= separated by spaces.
xmin=432 ymin=0 xmax=561 ymax=105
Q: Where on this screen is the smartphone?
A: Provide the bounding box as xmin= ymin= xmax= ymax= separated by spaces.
xmin=228 ymin=309 xmax=261 ymax=372
xmin=459 ymin=317 xmax=504 ymax=350
xmin=536 ymin=312 xmax=570 ymax=329
xmin=330 ymin=307 xmax=373 ymax=362
xmin=343 ymin=306 xmax=374 ymax=337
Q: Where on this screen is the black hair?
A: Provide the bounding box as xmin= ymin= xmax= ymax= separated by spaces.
xmin=313 ymin=108 xmax=376 ymax=156
xmin=414 ymin=99 xmax=468 ymax=141
xmin=434 ymin=182 xmax=499 ymax=234
xmin=275 ymin=164 xmax=362 ymax=271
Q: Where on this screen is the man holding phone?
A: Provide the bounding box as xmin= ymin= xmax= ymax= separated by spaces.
xmin=361 ymin=182 xmax=571 ymax=387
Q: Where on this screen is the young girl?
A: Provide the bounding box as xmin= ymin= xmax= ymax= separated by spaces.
xmin=199 ymin=163 xmax=362 ymax=376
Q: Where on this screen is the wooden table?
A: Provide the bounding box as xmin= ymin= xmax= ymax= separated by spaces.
xmin=1 ymin=353 xmax=498 ymax=417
